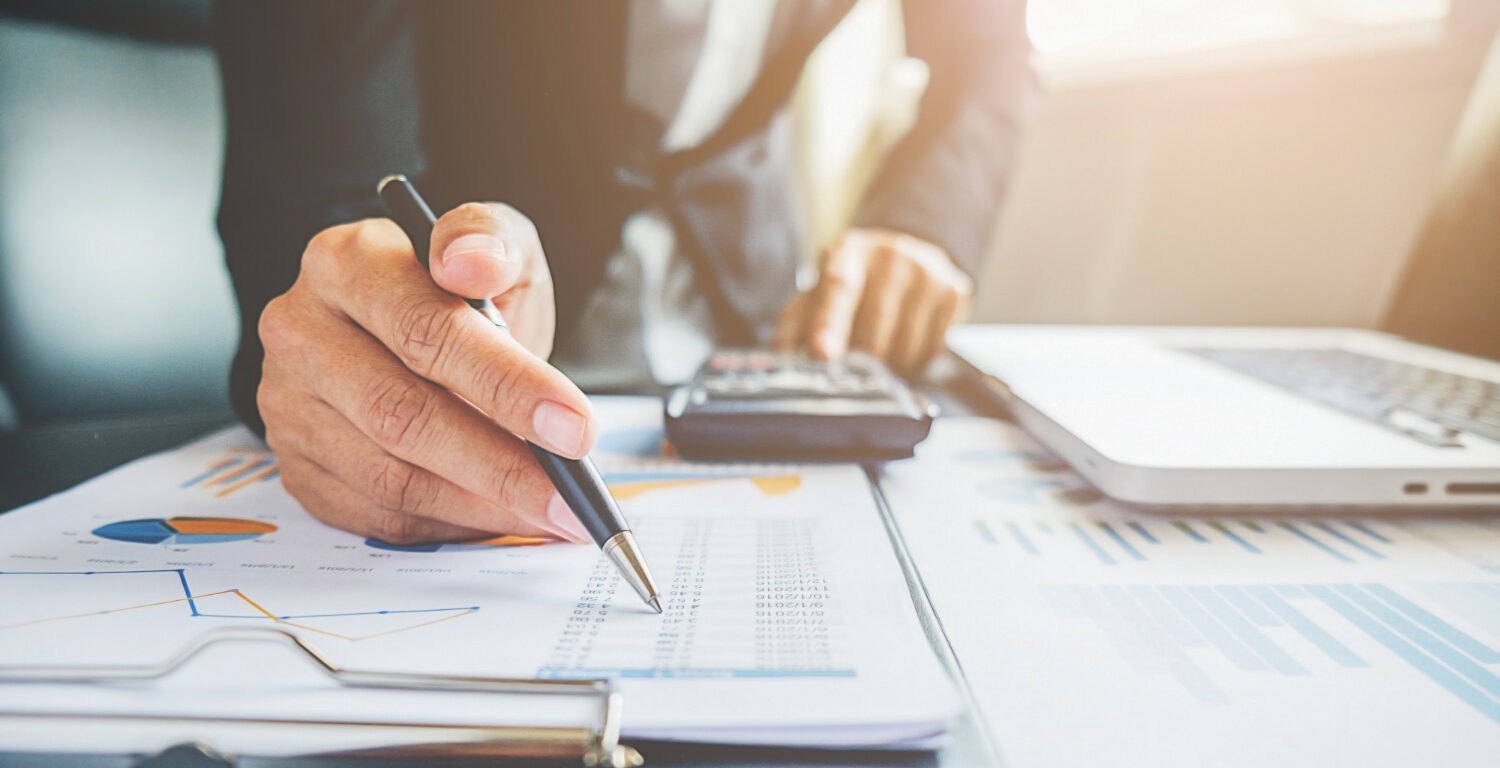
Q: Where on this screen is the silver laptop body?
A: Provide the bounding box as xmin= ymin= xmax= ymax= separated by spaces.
xmin=949 ymin=325 xmax=1500 ymax=509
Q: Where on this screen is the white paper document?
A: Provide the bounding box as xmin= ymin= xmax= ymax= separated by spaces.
xmin=881 ymin=417 xmax=1500 ymax=768
xmin=0 ymin=398 xmax=958 ymax=754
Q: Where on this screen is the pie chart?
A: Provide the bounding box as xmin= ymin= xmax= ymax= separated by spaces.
xmin=93 ymin=517 xmax=277 ymax=545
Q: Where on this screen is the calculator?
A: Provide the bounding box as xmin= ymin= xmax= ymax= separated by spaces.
xmin=663 ymin=349 xmax=937 ymax=461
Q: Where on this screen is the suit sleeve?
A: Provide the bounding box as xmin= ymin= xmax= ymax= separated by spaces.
xmin=213 ymin=0 xmax=423 ymax=436
xmin=853 ymin=0 xmax=1036 ymax=275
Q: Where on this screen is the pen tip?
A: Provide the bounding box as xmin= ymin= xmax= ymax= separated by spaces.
xmin=649 ymin=596 xmax=662 ymax=614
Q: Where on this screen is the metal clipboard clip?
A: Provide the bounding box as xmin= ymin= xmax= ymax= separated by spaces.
xmin=0 ymin=627 xmax=643 ymax=767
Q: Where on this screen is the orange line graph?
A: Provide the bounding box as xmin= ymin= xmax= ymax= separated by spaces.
xmin=0 ymin=572 xmax=475 ymax=642
xmin=0 ymin=589 xmax=237 ymax=632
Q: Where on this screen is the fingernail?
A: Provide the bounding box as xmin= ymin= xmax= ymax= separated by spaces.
xmin=438 ymin=235 xmax=510 ymax=286
xmin=547 ymin=493 xmax=593 ymax=544
xmin=533 ymin=401 xmax=589 ymax=456
xmin=441 ymin=232 xmax=513 ymax=265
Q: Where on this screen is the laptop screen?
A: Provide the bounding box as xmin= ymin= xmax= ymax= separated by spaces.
xmin=1384 ymin=32 xmax=1500 ymax=363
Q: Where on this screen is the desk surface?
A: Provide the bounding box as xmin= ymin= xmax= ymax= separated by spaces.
xmin=0 ymin=370 xmax=1006 ymax=767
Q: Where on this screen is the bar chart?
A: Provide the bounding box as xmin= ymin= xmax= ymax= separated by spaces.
xmin=1042 ymin=581 xmax=1500 ymax=723
xmin=885 ymin=419 xmax=1500 ymax=766
xmin=975 ymin=515 xmax=1406 ymax=565
xmin=180 ymin=451 xmax=280 ymax=498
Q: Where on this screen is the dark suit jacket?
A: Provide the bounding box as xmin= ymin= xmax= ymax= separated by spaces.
xmin=213 ymin=0 xmax=1034 ymax=434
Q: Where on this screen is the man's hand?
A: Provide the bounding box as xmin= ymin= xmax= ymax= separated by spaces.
xmin=258 ymin=202 xmax=597 ymax=546
xmin=774 ymin=228 xmax=972 ymax=373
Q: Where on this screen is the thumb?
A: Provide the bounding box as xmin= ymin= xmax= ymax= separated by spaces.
xmin=429 ymin=202 xmax=525 ymax=299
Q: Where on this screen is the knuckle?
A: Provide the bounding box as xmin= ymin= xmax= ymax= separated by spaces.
xmin=908 ymin=263 xmax=935 ymax=295
xmin=302 ymin=225 xmax=353 ymax=277
xmin=369 ymin=456 xmax=422 ymax=512
xmin=451 ymin=201 xmax=500 ymax=224
xmin=303 ymin=219 xmax=398 ymax=281
xmin=256 ymin=382 xmax=285 ymax=427
xmin=476 ymin=355 xmax=526 ymax=416
xmin=349 ymin=218 xmax=393 ymax=251
xmin=257 ymin=295 xmax=297 ymax=351
xmin=263 ymin=426 xmax=286 ymax=458
xmin=482 ymin=454 xmax=535 ymax=514
xmin=363 ymin=375 xmax=436 ymax=451
xmin=951 ymin=270 xmax=975 ymax=295
xmin=819 ymin=269 xmax=859 ymax=296
xmin=440 ymin=202 xmax=509 ymax=242
xmin=392 ymin=295 xmax=464 ymax=376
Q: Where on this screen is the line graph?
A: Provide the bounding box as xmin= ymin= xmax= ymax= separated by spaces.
xmin=0 ymin=569 xmax=478 ymax=642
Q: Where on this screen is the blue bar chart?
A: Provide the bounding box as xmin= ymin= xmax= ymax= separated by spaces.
xmin=977 ymin=515 xmax=1406 ymax=565
xmin=1042 ymin=581 xmax=1500 ymax=723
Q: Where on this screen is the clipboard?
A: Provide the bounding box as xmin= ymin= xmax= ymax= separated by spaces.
xmin=0 ymin=626 xmax=643 ymax=767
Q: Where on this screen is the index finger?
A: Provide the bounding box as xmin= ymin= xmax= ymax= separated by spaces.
xmin=805 ymin=241 xmax=867 ymax=360
xmin=305 ymin=220 xmax=598 ymax=458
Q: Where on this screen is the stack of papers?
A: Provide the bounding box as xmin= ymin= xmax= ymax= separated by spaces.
xmin=881 ymin=418 xmax=1500 ymax=768
xmin=0 ymin=398 xmax=958 ymax=755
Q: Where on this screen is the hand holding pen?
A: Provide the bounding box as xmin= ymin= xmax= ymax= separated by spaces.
xmin=379 ymin=176 xmax=660 ymax=611
xmin=254 ymin=178 xmax=658 ymax=609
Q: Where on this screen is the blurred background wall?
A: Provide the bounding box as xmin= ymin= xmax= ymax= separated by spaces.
xmin=0 ymin=0 xmax=236 ymax=428
xmin=973 ymin=0 xmax=1500 ymax=327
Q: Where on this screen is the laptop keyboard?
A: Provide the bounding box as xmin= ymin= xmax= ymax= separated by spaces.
xmin=1180 ymin=347 xmax=1500 ymax=447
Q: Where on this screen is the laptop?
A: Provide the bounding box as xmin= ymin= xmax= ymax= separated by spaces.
xmin=950 ymin=324 xmax=1500 ymax=509
xmin=949 ymin=48 xmax=1500 ymax=511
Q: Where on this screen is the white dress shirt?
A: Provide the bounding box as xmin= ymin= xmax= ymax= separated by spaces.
xmin=553 ymin=0 xmax=779 ymax=389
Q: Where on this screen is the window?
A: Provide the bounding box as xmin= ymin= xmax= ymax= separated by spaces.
xmin=1028 ymin=0 xmax=1451 ymax=69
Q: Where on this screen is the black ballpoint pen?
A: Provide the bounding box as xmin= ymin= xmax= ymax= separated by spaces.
xmin=378 ymin=174 xmax=662 ymax=614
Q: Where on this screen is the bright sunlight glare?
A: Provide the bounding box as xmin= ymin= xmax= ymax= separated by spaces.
xmin=1027 ymin=0 xmax=1450 ymax=63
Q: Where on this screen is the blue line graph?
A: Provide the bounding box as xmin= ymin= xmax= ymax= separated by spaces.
xmin=0 ymin=569 xmax=479 ymax=633
xmin=1046 ymin=581 xmax=1500 ymax=723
